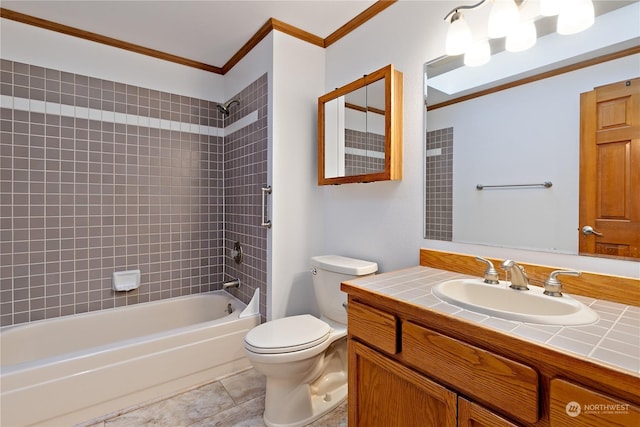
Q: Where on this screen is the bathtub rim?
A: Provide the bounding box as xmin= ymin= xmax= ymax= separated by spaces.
xmin=1 ymin=289 xmax=256 ymax=374
xmin=0 ymin=289 xmax=261 ymax=427
xmin=1 ymin=289 xmax=247 ymax=333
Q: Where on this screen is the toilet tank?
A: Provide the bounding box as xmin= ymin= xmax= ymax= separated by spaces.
xmin=310 ymin=255 xmax=378 ymax=325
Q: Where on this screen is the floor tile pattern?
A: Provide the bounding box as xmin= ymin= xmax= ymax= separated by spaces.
xmin=80 ymin=369 xmax=347 ymax=427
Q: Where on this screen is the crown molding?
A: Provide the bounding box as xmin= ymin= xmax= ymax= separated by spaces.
xmin=1 ymin=1 xmax=397 ymax=75
xmin=0 ymin=7 xmax=222 ymax=73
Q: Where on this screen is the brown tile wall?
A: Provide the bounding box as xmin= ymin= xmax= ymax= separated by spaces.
xmin=0 ymin=60 xmax=268 ymax=326
xmin=425 ymin=127 xmax=453 ymax=241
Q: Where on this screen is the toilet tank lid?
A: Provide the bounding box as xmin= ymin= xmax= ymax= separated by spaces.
xmin=311 ymin=255 xmax=378 ymax=276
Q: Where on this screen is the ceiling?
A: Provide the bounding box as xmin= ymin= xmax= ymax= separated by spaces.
xmin=1 ymin=0 xmax=380 ymax=71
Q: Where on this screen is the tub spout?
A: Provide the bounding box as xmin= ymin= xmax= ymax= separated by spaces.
xmin=223 ymin=279 xmax=240 ymax=290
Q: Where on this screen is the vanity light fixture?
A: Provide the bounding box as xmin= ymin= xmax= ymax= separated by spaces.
xmin=557 ymin=0 xmax=595 ymax=35
xmin=505 ymin=16 xmax=537 ymax=52
xmin=539 ymin=0 xmax=562 ymax=16
xmin=445 ymin=10 xmax=473 ymax=56
xmin=541 ymin=0 xmax=596 ymax=34
xmin=443 ymin=0 xmax=595 ymax=65
xmin=464 ymin=40 xmax=491 ymax=66
xmin=487 ymin=0 xmax=520 ymax=38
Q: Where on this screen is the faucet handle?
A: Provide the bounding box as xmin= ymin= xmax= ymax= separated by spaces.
xmin=475 ymin=256 xmax=499 ymax=284
xmin=544 ymin=270 xmax=581 ymax=297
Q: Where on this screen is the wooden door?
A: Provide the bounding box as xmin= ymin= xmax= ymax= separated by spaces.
xmin=579 ymin=77 xmax=640 ymax=259
xmin=348 ymin=340 xmax=457 ymax=427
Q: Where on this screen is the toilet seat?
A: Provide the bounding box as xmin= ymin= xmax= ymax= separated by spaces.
xmin=244 ymin=314 xmax=331 ymax=354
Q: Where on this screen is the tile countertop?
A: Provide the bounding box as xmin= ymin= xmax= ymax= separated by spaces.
xmin=346 ymin=266 xmax=640 ymax=375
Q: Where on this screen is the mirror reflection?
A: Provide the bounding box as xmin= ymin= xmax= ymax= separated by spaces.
xmin=323 ymin=80 xmax=386 ymax=178
xmin=424 ymin=2 xmax=639 ymax=260
xmin=318 ymin=64 xmax=402 ymax=185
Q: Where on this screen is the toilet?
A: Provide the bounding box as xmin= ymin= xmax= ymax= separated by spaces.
xmin=244 ymin=255 xmax=377 ymax=427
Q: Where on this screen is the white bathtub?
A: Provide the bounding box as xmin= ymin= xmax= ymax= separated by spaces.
xmin=0 ymin=289 xmax=260 ymax=427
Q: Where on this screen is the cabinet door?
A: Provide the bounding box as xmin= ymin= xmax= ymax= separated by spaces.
xmin=550 ymin=378 xmax=640 ymax=427
xmin=348 ymin=339 xmax=457 ymax=427
xmin=458 ymin=397 xmax=521 ymax=427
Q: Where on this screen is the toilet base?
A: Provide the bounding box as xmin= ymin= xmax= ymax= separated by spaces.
xmin=259 ymin=338 xmax=347 ymax=427
xmin=263 ymin=382 xmax=347 ymax=427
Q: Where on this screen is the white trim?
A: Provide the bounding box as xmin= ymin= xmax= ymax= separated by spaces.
xmin=344 ymin=147 xmax=385 ymax=159
xmin=426 ymin=148 xmax=442 ymax=157
xmin=0 ymin=95 xmax=258 ymax=137
xmin=224 ymin=110 xmax=259 ymax=137
xmin=4 ymin=95 xmax=259 ymax=138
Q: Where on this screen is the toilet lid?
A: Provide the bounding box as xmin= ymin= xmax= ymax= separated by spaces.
xmin=244 ymin=314 xmax=331 ymax=354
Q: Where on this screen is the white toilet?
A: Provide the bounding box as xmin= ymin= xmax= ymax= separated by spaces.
xmin=244 ymin=255 xmax=377 ymax=427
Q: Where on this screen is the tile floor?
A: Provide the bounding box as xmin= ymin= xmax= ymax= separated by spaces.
xmin=81 ymin=368 xmax=347 ymax=427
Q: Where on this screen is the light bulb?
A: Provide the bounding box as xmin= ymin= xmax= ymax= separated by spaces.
xmin=446 ymin=12 xmax=473 ymax=56
xmin=464 ymin=40 xmax=491 ymax=67
xmin=540 ymin=0 xmax=565 ymax=16
xmin=488 ymin=0 xmax=520 ymax=38
xmin=557 ymin=0 xmax=594 ymax=35
xmin=506 ymin=19 xmax=537 ymax=52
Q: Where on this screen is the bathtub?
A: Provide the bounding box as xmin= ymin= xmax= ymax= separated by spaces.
xmin=0 ymin=289 xmax=260 ymax=427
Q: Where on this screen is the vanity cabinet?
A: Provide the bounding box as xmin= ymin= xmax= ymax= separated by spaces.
xmin=347 ymin=300 xmax=525 ymax=426
xmin=348 ymin=299 xmax=457 ymax=426
xmin=459 ymin=397 xmax=520 ymax=427
xmin=549 ymin=379 xmax=640 ymax=427
xmin=345 ymin=292 xmax=639 ymax=427
xmin=402 ymin=321 xmax=538 ymax=424
xmin=346 ymin=299 xmax=398 ymax=355
xmin=349 ymin=340 xmax=457 ymax=427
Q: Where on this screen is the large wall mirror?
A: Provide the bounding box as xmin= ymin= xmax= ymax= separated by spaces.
xmin=318 ymin=64 xmax=402 ymax=185
xmin=424 ymin=2 xmax=639 ymax=261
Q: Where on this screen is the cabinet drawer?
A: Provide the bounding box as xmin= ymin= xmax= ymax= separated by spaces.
xmin=550 ymin=378 xmax=640 ymax=426
xmin=458 ymin=397 xmax=521 ymax=427
xmin=402 ymin=321 xmax=539 ymax=424
xmin=347 ymin=299 xmax=398 ymax=354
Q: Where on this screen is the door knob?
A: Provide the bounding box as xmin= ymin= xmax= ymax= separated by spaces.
xmin=581 ymin=225 xmax=603 ymax=236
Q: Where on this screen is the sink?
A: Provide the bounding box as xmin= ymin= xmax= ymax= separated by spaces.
xmin=432 ymin=279 xmax=599 ymax=326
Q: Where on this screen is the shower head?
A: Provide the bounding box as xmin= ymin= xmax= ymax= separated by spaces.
xmin=217 ymin=99 xmax=240 ymax=117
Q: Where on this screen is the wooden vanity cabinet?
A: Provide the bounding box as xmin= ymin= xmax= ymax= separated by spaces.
xmin=347 ymin=299 xmax=525 ymax=426
xmin=345 ymin=294 xmax=639 ymax=427
xmin=347 ymin=299 xmax=399 ymax=355
xmin=459 ymin=397 xmax=521 ymax=427
xmin=402 ymin=321 xmax=539 ymax=424
xmin=549 ymin=379 xmax=640 ymax=427
xmin=349 ymin=340 xmax=457 ymax=427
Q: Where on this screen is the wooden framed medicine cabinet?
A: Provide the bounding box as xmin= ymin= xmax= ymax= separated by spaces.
xmin=318 ymin=64 xmax=403 ymax=185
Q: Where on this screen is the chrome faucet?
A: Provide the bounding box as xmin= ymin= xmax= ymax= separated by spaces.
xmin=222 ymin=279 xmax=240 ymax=290
xmin=544 ymin=270 xmax=581 ymax=297
xmin=500 ymin=260 xmax=530 ymax=291
xmin=475 ymin=256 xmax=499 ymax=284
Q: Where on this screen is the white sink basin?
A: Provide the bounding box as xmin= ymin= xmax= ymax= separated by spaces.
xmin=432 ymin=279 xmax=599 ymax=326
